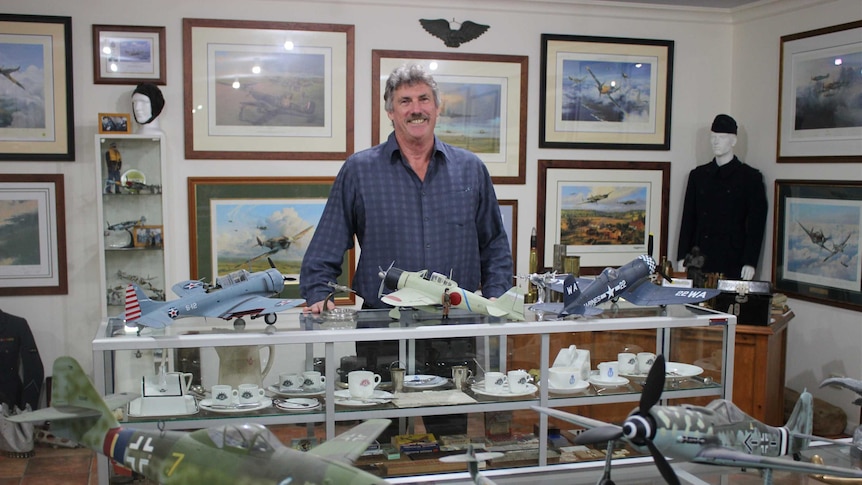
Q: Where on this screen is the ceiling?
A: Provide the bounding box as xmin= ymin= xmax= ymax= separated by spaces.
xmin=601 ymin=0 xmax=762 ymax=8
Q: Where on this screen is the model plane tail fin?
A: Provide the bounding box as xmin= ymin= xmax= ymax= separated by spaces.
xmin=785 ymin=389 xmax=813 ymax=455
xmin=124 ymin=284 xmax=159 ymax=322
xmin=495 ymin=286 xmax=525 ymax=320
xmin=560 ymin=275 xmax=585 ymax=315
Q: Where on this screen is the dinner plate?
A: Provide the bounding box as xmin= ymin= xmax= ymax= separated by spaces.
xmin=333 ymin=389 xmax=394 ymax=400
xmin=333 ymin=390 xmax=394 ymax=407
xmin=620 ymin=362 xmax=704 ymax=381
xmin=199 ymin=398 xmax=272 ymax=413
xmin=471 ymin=382 xmax=537 ymax=398
xmin=275 ymin=398 xmax=321 ymax=411
xmin=267 ymin=385 xmax=325 ymax=398
xmin=588 ymin=375 xmax=630 ymax=387
xmin=403 ymin=375 xmax=448 ymax=389
xmin=546 ymin=380 xmax=591 ymax=394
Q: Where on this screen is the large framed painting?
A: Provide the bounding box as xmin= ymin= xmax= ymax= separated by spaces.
xmin=777 ymin=20 xmax=862 ymax=163
xmin=188 ymin=177 xmax=355 ymax=305
xmin=540 ymin=33 xmax=673 ymax=150
xmin=773 ymin=180 xmax=862 ymax=312
xmin=537 ymin=160 xmax=670 ymax=275
xmin=0 ymin=174 xmax=67 ymax=295
xmin=92 ymin=24 xmax=166 ymax=85
xmin=372 ymin=49 xmax=528 ymax=184
xmin=0 ymin=14 xmax=74 ymax=161
xmin=183 ymin=18 xmax=354 ymax=160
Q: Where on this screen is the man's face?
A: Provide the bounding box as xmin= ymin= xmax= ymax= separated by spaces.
xmin=386 ymin=82 xmax=439 ymax=144
xmin=710 ymin=132 xmax=736 ymax=157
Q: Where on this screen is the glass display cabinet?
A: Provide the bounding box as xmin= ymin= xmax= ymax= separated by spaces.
xmin=91 ymin=304 xmax=736 ymax=484
xmin=94 ymin=134 xmax=167 ymax=321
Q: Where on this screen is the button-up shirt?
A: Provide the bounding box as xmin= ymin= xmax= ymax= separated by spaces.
xmin=300 ymin=133 xmax=513 ymax=307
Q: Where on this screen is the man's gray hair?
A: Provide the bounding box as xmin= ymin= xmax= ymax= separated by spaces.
xmin=383 ymin=63 xmax=441 ymax=112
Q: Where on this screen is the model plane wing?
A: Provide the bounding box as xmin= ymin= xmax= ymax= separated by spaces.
xmin=621 ymin=279 xmax=720 ymax=307
xmin=132 ymin=309 xmax=177 ymax=329
xmin=219 ymin=296 xmax=304 ymax=318
xmin=307 ymin=418 xmax=391 ymax=464
xmin=381 ymin=287 xmax=439 ymax=307
xmin=171 ymin=279 xmax=209 ymax=297
xmin=692 ymin=447 xmax=862 ymax=478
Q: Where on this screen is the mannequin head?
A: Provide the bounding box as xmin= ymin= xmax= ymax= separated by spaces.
xmin=132 ymin=83 xmax=165 ymax=125
xmin=710 ymin=114 xmax=737 ymax=164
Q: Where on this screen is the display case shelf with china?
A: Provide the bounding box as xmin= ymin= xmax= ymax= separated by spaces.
xmin=94 ymin=133 xmax=167 ymax=323
xmin=91 ymin=303 xmax=736 ymax=484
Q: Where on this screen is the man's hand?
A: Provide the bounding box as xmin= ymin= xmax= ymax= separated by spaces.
xmin=303 ymin=300 xmax=335 ymax=314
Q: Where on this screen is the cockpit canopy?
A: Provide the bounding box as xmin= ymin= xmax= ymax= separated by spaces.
xmin=217 ymin=269 xmax=250 ymax=288
xmin=600 ymin=267 xmax=620 ymax=280
xmin=703 ymin=399 xmax=752 ymax=426
xmin=206 ymin=423 xmax=282 ymax=454
xmin=429 ymin=271 xmax=457 ymax=287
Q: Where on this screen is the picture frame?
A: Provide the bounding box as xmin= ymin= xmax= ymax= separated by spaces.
xmin=498 ymin=199 xmax=518 ymax=272
xmin=371 ymin=50 xmax=528 ymax=184
xmin=188 ymin=177 xmax=355 ymax=305
xmin=777 ymin=20 xmax=862 ymax=163
xmin=133 ymin=225 xmax=164 ymax=249
xmin=98 ymin=113 xmax=131 ymax=134
xmin=92 ymin=24 xmax=166 ymax=85
xmin=0 ymin=174 xmax=68 ymax=295
xmin=772 ymin=180 xmax=862 ymax=312
xmin=537 ymin=160 xmax=670 ymax=275
xmin=539 ymin=33 xmax=673 ymax=150
xmin=183 ymin=18 xmax=354 ymax=160
xmin=0 ymin=14 xmax=74 ymax=161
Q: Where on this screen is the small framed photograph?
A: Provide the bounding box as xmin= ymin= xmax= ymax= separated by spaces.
xmin=93 ymin=24 xmax=166 ymax=85
xmin=134 ymin=225 xmax=164 ymax=249
xmin=98 ymin=113 xmax=131 ymax=134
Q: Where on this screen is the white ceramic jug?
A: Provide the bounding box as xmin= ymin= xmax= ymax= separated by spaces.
xmin=215 ymin=345 xmax=275 ymax=388
xmin=552 ymin=345 xmax=578 ymax=368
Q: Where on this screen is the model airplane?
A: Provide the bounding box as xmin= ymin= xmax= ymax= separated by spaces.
xmin=9 ymin=357 xmax=391 ymax=485
xmin=439 ymin=444 xmax=503 ymax=485
xmin=820 ymin=376 xmax=862 ymax=406
xmin=533 ymin=355 xmax=862 ymax=485
xmin=121 ymin=259 xmax=304 ymax=331
xmin=104 ymin=216 xmax=146 ymax=236
xmin=530 ymin=254 xmax=721 ymax=317
xmin=378 ymin=265 xmax=525 ymax=321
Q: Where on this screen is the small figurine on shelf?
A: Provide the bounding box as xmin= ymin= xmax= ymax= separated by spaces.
xmin=132 ymin=82 xmax=165 ymax=135
xmin=442 ymin=287 xmax=451 ymax=319
xmin=104 ymin=142 xmax=122 ymax=194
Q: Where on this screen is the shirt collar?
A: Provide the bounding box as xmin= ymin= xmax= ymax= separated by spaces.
xmin=384 ymin=131 xmax=448 ymax=165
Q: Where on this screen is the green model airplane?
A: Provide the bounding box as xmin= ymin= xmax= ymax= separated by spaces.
xmin=9 ymin=356 xmax=391 ymax=485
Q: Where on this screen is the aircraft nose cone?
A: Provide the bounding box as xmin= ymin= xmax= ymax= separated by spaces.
xmin=383 ymin=267 xmax=403 ymax=291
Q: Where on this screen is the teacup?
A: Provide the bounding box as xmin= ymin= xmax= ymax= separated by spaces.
xmin=302 ymin=371 xmax=325 ymax=390
xmin=597 ymin=361 xmax=620 ymax=381
xmin=238 ymin=383 xmax=265 ymax=404
xmin=507 ymin=370 xmax=532 ymax=393
xmin=548 ymin=367 xmax=581 ymax=389
xmin=637 ymin=352 xmax=656 ymax=374
xmin=484 ymin=371 xmax=507 ymax=393
xmin=211 ymin=384 xmax=237 ymax=404
xmin=279 ymin=373 xmax=303 ymax=391
xmin=347 ymin=370 xmax=381 ymax=399
xmin=618 ymin=352 xmax=638 ymax=374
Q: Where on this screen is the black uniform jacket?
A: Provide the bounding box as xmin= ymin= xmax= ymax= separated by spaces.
xmin=0 ymin=310 xmax=43 ymax=410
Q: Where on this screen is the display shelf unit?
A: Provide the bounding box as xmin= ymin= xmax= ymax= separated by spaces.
xmin=92 ymin=304 xmax=735 ymax=484
xmin=94 ymin=133 xmax=167 ymax=322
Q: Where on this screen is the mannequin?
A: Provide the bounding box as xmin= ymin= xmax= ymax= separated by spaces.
xmin=131 ymin=82 xmax=164 ymax=134
xmin=677 ymin=114 xmax=767 ymax=281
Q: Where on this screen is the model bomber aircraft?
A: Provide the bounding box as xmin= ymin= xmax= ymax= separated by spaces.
xmin=533 ymin=355 xmax=862 ymax=485
xmin=379 ymin=265 xmax=525 ymax=320
xmin=530 ymin=254 xmax=721 ymax=317
xmin=9 ymin=357 xmax=391 ymax=485
xmin=121 ymin=258 xmax=304 ymax=331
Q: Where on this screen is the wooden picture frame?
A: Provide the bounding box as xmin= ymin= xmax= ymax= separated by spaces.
xmin=92 ymin=24 xmax=166 ymax=85
xmin=371 ymin=49 xmax=528 ymax=184
xmin=539 ymin=33 xmax=673 ymax=150
xmin=0 ymin=174 xmax=68 ymax=295
xmin=537 ymin=160 xmax=670 ymax=275
xmin=773 ymin=180 xmax=862 ymax=311
xmin=498 ymin=199 xmax=518 ymax=272
xmin=98 ymin=113 xmax=131 ymax=134
xmin=777 ymin=20 xmax=862 ymax=163
xmin=188 ymin=177 xmax=355 ymax=305
xmin=0 ymin=14 xmax=74 ymax=161
xmin=183 ymin=18 xmax=354 ymax=160
xmin=133 ymin=225 xmax=164 ymax=249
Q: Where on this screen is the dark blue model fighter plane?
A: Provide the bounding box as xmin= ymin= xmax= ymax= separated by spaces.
xmin=531 ymin=254 xmax=721 ymax=317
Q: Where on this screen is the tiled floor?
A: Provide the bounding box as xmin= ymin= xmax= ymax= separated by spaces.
xmin=0 ymin=444 xmax=98 ymax=485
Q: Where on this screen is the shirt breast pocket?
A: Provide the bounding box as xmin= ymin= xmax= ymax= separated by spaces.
xmin=442 ymin=186 xmax=477 ymax=227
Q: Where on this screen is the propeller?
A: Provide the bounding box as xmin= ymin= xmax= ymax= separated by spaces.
xmin=267 ymin=257 xmax=293 ymax=283
xmin=377 ymin=261 xmax=395 ymax=299
xmin=575 ymin=355 xmax=680 ymax=485
xmin=647 ymin=233 xmax=673 ymax=283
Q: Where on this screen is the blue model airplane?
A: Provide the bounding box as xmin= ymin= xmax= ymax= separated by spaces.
xmin=121 ymin=260 xmax=304 ymax=331
xmin=530 ymin=254 xmax=721 ymax=317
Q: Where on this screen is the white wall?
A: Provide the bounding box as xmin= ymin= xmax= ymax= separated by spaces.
xmin=0 ymin=0 xmax=858 ymax=430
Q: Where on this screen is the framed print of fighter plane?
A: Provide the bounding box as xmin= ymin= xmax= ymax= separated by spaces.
xmin=188 ymin=177 xmax=355 ymax=305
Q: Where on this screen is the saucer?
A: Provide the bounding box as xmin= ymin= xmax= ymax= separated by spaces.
xmin=275 ymin=398 xmax=321 ymax=411
xmin=588 ymin=375 xmax=630 ymax=387
xmin=199 ymin=398 xmax=271 ymax=413
xmin=267 ymin=384 xmax=325 ymax=398
xmin=403 ymin=375 xmax=448 ymax=389
xmin=333 ymin=389 xmax=394 ymax=407
xmin=620 ymin=362 xmax=704 ymax=381
xmin=471 ymin=382 xmax=537 ymax=398
xmin=546 ymin=380 xmax=590 ymax=394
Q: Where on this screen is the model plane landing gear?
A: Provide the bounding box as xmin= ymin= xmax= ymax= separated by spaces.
xmin=264 ymin=313 xmax=277 ymax=325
